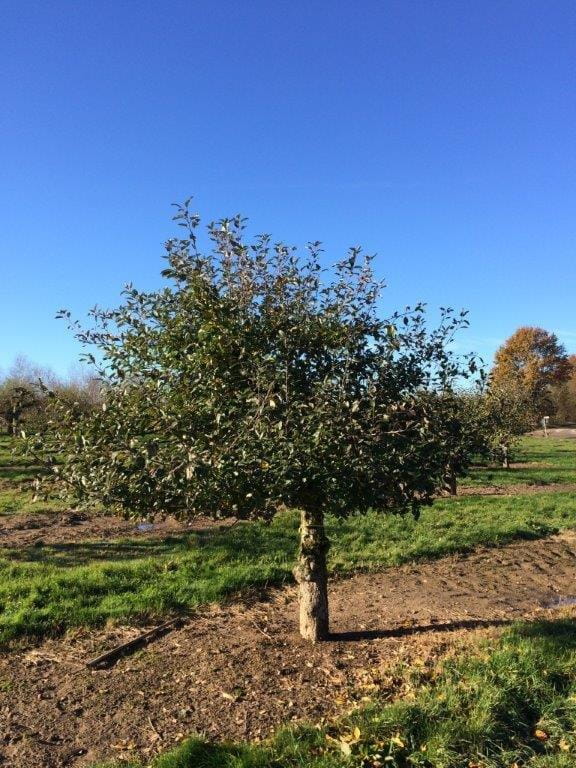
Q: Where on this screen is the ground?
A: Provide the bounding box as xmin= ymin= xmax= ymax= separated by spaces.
xmin=1 ymin=431 xmax=576 ymax=767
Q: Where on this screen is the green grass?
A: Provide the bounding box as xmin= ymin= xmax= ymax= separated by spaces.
xmin=1 ymin=491 xmax=576 ymax=644
xmin=2 ymin=434 xmax=576 ymax=765
xmin=0 ymin=434 xmax=40 ymax=471
xmin=0 ymin=483 xmax=66 ymax=517
xmin=94 ymin=617 xmax=576 ymax=768
xmin=0 ymin=433 xmax=575 ymax=644
xmin=0 ymin=434 xmax=58 ymax=516
xmin=465 ymin=437 xmax=576 ymax=487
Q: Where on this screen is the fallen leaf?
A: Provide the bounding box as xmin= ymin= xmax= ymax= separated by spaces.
xmin=339 ymin=740 xmax=352 ymax=756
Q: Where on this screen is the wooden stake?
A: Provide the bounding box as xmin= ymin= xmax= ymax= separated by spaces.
xmin=86 ymin=617 xmax=184 ymax=668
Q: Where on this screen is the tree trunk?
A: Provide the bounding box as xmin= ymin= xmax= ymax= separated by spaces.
xmin=294 ymin=508 xmax=330 ymax=642
xmin=501 ymin=445 xmax=510 ymax=469
xmin=444 ymin=467 xmax=457 ymax=496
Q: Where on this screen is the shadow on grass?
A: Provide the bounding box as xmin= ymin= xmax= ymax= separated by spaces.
xmin=511 ymin=616 xmax=576 ymax=651
xmin=2 ymin=535 xmax=192 ymax=565
xmin=150 ymin=738 xmax=254 ymax=768
xmin=0 ymin=466 xmax=40 ymax=481
xmin=2 ymin=520 xmax=298 ymax=568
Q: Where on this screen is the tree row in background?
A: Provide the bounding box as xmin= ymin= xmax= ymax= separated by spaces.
xmin=0 ymin=357 xmax=100 ymax=436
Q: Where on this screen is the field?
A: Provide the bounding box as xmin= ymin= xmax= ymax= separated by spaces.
xmin=1 ymin=433 xmax=576 ymax=767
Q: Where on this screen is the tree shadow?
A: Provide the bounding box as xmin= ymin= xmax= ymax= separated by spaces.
xmin=329 ymin=616 xmax=513 ymax=642
xmin=0 ymin=466 xmax=40 ymax=481
xmin=510 ymin=616 xmax=576 ymax=651
xmin=1 ymin=518 xmax=298 ymax=568
xmin=3 ymin=535 xmax=191 ymax=566
xmin=331 ymin=616 xmax=576 ymax=647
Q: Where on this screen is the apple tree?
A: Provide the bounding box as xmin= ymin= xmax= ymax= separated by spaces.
xmin=30 ymin=201 xmax=476 ymax=641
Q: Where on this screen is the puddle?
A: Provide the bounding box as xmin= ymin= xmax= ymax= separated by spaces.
xmin=135 ymin=522 xmax=154 ymax=533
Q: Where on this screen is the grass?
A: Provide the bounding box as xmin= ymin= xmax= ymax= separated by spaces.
xmin=465 ymin=437 xmax=576 ymax=487
xmin=1 ymin=490 xmax=576 ymax=644
xmin=94 ymin=617 xmax=576 ymax=767
xmin=0 ymin=434 xmax=575 ymax=645
xmin=0 ymin=434 xmax=61 ymax=516
xmin=2 ymin=433 xmax=576 ymax=766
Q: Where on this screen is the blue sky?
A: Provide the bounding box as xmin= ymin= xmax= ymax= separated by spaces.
xmin=1 ymin=0 xmax=575 ymax=376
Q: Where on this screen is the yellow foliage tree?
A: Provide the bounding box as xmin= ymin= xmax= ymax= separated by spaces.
xmin=491 ymin=327 xmax=572 ymax=418
xmin=550 ymin=355 xmax=576 ymax=424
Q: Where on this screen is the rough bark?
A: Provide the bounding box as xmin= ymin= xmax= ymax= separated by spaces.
xmin=445 ymin=468 xmax=458 ymax=496
xmin=294 ymin=508 xmax=330 ymax=642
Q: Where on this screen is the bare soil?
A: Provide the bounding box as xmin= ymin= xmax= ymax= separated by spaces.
xmin=2 ymin=531 xmax=576 ymax=768
xmin=0 ymin=510 xmax=234 ymax=549
xmin=458 ymin=482 xmax=576 ymax=496
xmin=532 ymin=428 xmax=576 ymax=438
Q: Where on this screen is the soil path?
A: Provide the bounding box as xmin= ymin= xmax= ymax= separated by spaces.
xmin=2 ymin=531 xmax=576 ymax=767
xmin=531 ymin=427 xmax=576 ymax=439
xmin=458 ymin=481 xmax=576 ymax=496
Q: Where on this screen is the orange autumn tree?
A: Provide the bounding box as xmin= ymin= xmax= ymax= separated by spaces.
xmin=491 ymin=327 xmax=572 ymax=419
xmin=550 ymin=355 xmax=576 ymax=424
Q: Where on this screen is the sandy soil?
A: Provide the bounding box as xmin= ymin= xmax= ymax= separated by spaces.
xmin=2 ymin=530 xmax=576 ymax=767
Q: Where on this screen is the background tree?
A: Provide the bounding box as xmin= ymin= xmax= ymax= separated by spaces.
xmin=29 ymin=200 xmax=476 ymax=642
xmin=0 ymin=382 xmax=38 ymax=435
xmin=481 ymin=383 xmax=535 ymax=468
xmin=419 ymin=388 xmax=487 ymax=496
xmin=550 ymin=355 xmax=576 ymax=424
xmin=0 ymin=357 xmax=100 ymax=435
xmin=491 ymin=327 xmax=571 ymax=419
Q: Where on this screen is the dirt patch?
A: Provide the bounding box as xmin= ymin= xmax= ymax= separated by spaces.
xmin=2 ymin=531 xmax=576 ymax=767
xmin=0 ymin=510 xmax=236 ymax=549
xmin=458 ymin=482 xmax=576 ymax=496
xmin=530 ymin=428 xmax=576 ymax=439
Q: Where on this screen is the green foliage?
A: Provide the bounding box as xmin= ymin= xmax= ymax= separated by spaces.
xmin=420 ymin=384 xmax=537 ymax=489
xmin=482 ymin=383 xmax=537 ymax=462
xmin=421 ymin=389 xmax=490 ymax=491
xmin=30 ymin=200 xmax=475 ymax=521
xmin=92 ymin=618 xmax=576 ymax=768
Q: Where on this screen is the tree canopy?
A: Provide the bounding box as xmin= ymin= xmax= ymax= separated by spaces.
xmin=30 ymin=200 xmax=477 ymax=640
xmin=491 ymin=327 xmax=571 ymax=417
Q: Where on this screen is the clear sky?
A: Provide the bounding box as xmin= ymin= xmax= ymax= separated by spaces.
xmin=1 ymin=0 xmax=575 ymax=376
